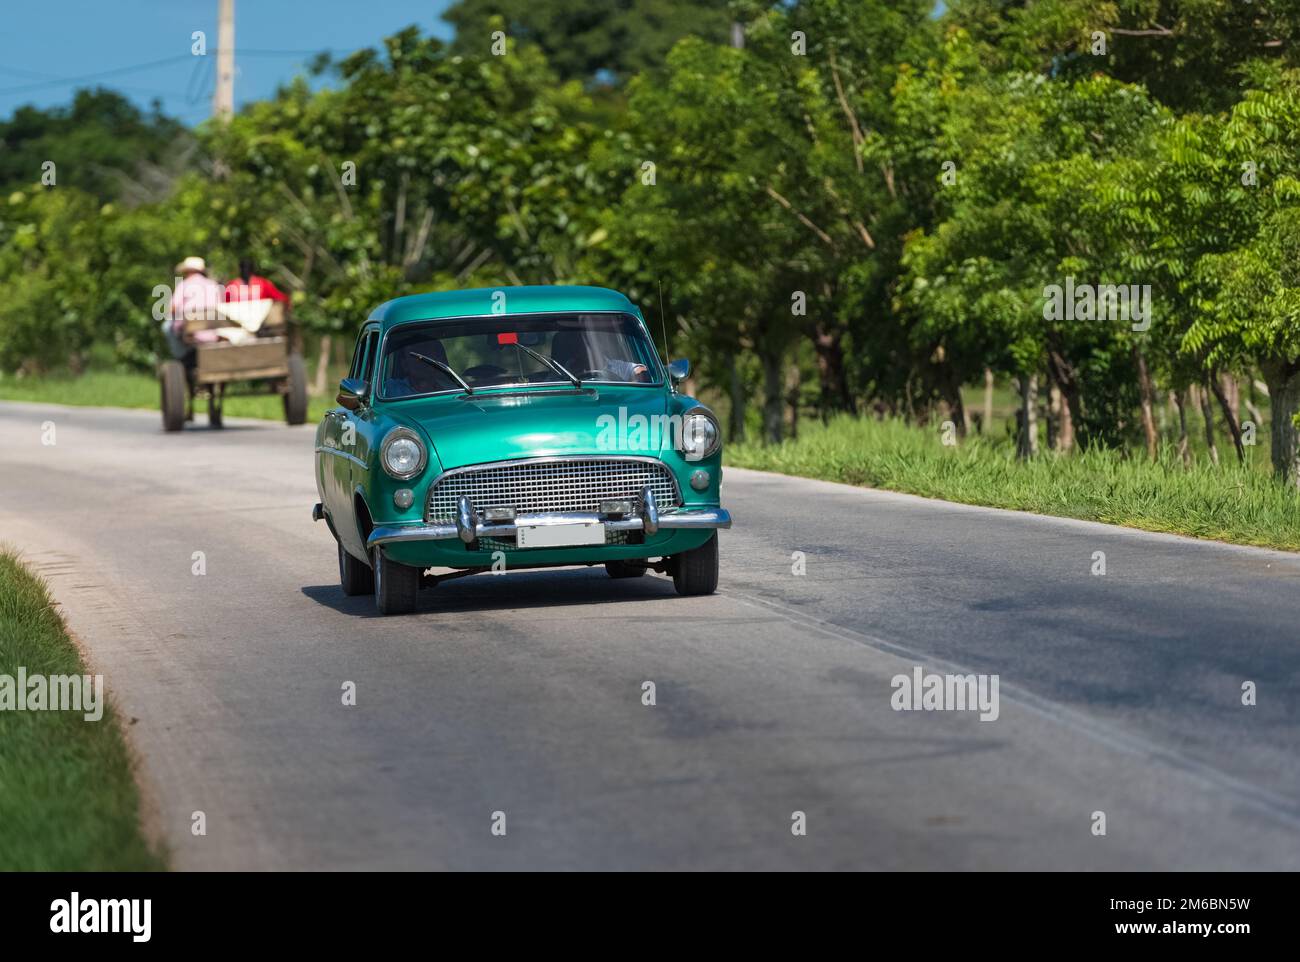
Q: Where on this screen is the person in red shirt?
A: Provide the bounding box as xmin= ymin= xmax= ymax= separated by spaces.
xmin=224 ymin=258 xmax=289 ymax=304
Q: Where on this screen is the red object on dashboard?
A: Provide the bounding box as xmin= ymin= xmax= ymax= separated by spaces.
xmin=497 ymin=332 xmax=518 ymax=344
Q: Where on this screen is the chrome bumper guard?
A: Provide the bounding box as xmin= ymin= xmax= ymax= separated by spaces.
xmin=365 ymin=486 xmax=730 ymax=549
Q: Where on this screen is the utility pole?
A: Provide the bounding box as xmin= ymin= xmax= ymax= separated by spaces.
xmin=730 ymin=21 xmax=744 ymax=49
xmin=214 ymin=0 xmax=235 ymax=121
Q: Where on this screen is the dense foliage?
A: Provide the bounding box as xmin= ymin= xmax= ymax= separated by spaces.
xmin=3 ymin=1 xmax=1300 ymax=485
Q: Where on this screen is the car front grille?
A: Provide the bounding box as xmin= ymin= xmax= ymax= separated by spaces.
xmin=426 ymin=457 xmax=680 ymax=523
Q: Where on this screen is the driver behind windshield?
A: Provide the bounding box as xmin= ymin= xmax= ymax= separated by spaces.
xmin=384 ymin=338 xmax=449 ymax=397
xmin=551 ymin=331 xmax=650 ymax=383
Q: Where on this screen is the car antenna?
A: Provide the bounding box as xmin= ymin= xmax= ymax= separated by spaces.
xmin=657 ymin=278 xmax=673 ymax=391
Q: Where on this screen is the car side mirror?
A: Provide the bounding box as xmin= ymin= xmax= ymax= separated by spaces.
xmin=337 ymin=378 xmax=369 ymax=411
xmin=668 ymin=358 xmax=691 ymax=384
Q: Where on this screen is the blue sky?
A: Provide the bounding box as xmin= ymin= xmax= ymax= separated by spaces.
xmin=0 ymin=0 xmax=453 ymax=125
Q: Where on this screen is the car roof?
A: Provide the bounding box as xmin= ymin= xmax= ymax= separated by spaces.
xmin=367 ymin=285 xmax=639 ymax=330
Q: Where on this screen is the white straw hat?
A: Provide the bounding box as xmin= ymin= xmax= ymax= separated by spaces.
xmin=175 ymin=256 xmax=208 ymax=275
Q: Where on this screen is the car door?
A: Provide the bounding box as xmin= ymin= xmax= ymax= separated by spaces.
xmin=323 ymin=328 xmax=374 ymax=551
xmin=332 ymin=327 xmax=380 ymax=559
xmin=347 ymin=327 xmax=383 ymax=511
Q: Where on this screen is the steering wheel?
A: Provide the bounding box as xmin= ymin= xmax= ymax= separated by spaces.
xmin=463 ymin=364 xmax=509 ymax=382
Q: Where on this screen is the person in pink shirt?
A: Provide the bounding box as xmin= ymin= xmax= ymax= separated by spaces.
xmin=163 ymin=256 xmax=221 ymax=362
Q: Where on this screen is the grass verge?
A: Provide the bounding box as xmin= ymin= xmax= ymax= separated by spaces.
xmin=727 ymin=415 xmax=1300 ymax=553
xmin=0 ymin=369 xmax=332 ymax=423
xmin=0 ymin=549 xmax=166 ymax=870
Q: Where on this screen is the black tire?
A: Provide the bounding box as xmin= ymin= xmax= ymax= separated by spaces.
xmin=671 ymin=531 xmax=719 ymax=596
xmin=338 ymin=542 xmax=373 ymax=596
xmin=373 ymin=546 xmax=420 ymax=615
xmin=161 ymin=360 xmax=187 ymax=432
xmin=605 ymin=560 xmax=648 ymax=579
xmin=284 ymin=353 xmax=308 ymax=425
xmin=208 ymin=391 xmax=224 ymax=429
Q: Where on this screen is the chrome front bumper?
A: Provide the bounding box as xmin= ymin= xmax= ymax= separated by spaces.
xmin=365 ymin=486 xmax=730 ymax=549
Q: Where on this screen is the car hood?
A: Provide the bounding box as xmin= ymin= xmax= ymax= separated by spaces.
xmin=394 ymin=385 xmax=671 ymax=470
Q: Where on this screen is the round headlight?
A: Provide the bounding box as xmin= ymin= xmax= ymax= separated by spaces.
xmin=381 ymin=428 xmax=427 ymax=480
xmin=680 ymin=409 xmax=721 ymax=461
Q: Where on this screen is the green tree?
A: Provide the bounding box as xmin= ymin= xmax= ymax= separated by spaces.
xmin=0 ymin=89 xmax=186 ymax=202
xmin=949 ymin=0 xmax=1300 ymax=112
xmin=444 ymin=0 xmax=733 ymax=84
xmin=1184 ymin=66 xmax=1300 ymax=485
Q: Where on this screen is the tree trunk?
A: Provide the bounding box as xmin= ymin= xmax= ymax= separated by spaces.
xmin=1209 ymin=372 xmax=1245 ymax=464
xmin=1045 ymin=362 xmax=1075 ymax=452
xmin=1173 ymin=388 xmax=1191 ymax=469
xmin=1017 ymin=372 xmax=1039 ymax=459
xmin=1244 ymin=377 xmax=1264 ymax=433
xmin=312 ymin=334 xmax=332 ymax=397
xmin=727 ymin=354 xmax=746 ymax=444
xmin=762 ymin=351 xmax=784 ymax=444
xmin=1132 ymin=344 xmax=1159 ymax=461
xmin=1198 ymin=379 xmax=1219 ymax=466
xmin=810 ymin=320 xmax=853 ymax=419
xmin=1261 ymin=360 xmax=1300 ymax=487
xmin=982 ymin=367 xmax=994 ymax=436
xmin=786 ymin=363 xmax=801 ymax=440
xmin=1047 ymin=380 xmax=1060 ymax=451
xmin=939 ymin=361 xmax=968 ymax=439
xmin=1046 ymin=347 xmax=1083 ymax=450
xmin=1224 ymin=373 xmax=1239 ymax=427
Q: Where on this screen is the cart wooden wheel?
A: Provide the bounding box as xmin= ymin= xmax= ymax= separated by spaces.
xmin=160 ymin=360 xmax=187 ymax=432
xmin=284 ymin=353 xmax=308 ymax=425
xmin=209 ymin=384 xmax=224 ymax=429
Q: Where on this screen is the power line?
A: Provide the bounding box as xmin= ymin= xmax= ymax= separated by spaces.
xmin=239 ymin=48 xmax=352 ymax=57
xmin=0 ymin=54 xmax=195 ymax=97
xmin=0 ymin=65 xmax=57 ymax=81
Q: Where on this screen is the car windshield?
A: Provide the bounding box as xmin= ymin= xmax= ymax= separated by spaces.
xmin=378 ymin=312 xmax=662 ymax=399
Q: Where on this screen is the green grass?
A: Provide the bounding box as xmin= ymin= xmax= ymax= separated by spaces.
xmin=727 ymin=415 xmax=1300 ymax=552
xmin=0 ymin=369 xmax=333 ymax=423
xmin=0 ymin=549 xmax=166 ymax=870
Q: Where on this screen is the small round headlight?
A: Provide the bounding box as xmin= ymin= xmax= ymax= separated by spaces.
xmin=680 ymin=409 xmax=721 ymax=461
xmin=381 ymin=428 xmax=427 ymax=480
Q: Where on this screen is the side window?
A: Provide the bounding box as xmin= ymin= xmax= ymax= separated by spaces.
xmin=347 ymin=329 xmax=380 ymax=382
xmin=361 ymin=332 xmax=380 ymax=383
xmin=347 ymin=331 xmax=368 ymax=380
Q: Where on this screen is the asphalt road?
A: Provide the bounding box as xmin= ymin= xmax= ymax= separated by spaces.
xmin=2 ymin=400 xmax=1298 ymax=870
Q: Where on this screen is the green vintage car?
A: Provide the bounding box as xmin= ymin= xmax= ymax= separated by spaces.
xmin=312 ymin=285 xmax=731 ymax=615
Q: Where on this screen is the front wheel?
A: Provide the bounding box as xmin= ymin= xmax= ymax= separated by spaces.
xmin=338 ymin=542 xmax=373 ymax=596
xmin=284 ymin=353 xmax=308 ymax=425
xmin=670 ymin=532 xmax=719 ymax=596
xmin=160 ymin=360 xmax=187 ymax=432
xmin=373 ymin=546 xmax=420 ymax=615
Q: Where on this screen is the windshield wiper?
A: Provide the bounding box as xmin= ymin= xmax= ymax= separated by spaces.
xmin=409 ymin=351 xmax=474 ymax=395
xmin=511 ymin=342 xmax=582 ymax=389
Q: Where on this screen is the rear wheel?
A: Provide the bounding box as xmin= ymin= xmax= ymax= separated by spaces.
xmin=338 ymin=542 xmax=373 ymax=596
xmin=671 ymin=532 xmax=719 ymax=596
xmin=284 ymin=353 xmax=308 ymax=425
xmin=373 ymin=546 xmax=420 ymax=615
xmin=605 ymin=560 xmax=648 ymax=579
xmin=160 ymin=360 xmax=187 ymax=432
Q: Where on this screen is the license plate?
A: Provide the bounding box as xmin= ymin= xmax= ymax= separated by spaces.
xmin=516 ymin=522 xmax=605 ymax=548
